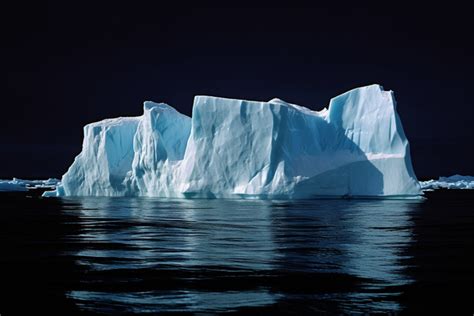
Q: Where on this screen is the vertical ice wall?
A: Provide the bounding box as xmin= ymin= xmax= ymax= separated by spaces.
xmin=60 ymin=117 xmax=140 ymax=196
xmin=128 ymin=101 xmax=191 ymax=196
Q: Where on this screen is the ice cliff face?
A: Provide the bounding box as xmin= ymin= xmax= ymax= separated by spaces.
xmin=130 ymin=102 xmax=191 ymax=196
xmin=58 ymin=116 xmax=140 ymax=196
xmin=49 ymin=84 xmax=421 ymax=198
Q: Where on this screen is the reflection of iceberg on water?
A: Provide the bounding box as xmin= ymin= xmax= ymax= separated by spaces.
xmin=46 ymin=84 xmax=420 ymax=198
xmin=68 ymin=198 xmax=280 ymax=312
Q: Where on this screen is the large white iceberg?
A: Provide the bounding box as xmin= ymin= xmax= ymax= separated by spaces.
xmin=46 ymin=84 xmax=421 ymax=198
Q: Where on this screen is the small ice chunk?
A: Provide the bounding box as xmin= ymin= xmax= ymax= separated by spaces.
xmin=420 ymin=175 xmax=474 ymax=190
xmin=0 ymin=178 xmax=60 ymax=192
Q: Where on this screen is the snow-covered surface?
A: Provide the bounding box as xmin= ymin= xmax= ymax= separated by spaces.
xmin=420 ymin=175 xmax=474 ymax=190
xmin=46 ymin=84 xmax=421 ymax=198
xmin=0 ymin=178 xmax=60 ymax=192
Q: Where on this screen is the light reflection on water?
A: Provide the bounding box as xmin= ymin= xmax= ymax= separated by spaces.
xmin=63 ymin=197 xmax=419 ymax=313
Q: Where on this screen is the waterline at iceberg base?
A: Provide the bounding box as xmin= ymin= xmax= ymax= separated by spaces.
xmin=46 ymin=84 xmax=421 ymax=198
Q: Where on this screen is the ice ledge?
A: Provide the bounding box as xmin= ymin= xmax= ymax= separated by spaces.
xmin=0 ymin=178 xmax=60 ymax=192
xmin=420 ymin=175 xmax=474 ymax=190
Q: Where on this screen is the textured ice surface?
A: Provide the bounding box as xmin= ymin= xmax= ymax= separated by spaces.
xmin=0 ymin=178 xmax=59 ymax=192
xmin=57 ymin=116 xmax=141 ymax=196
xmin=47 ymin=84 xmax=421 ymax=198
xmin=420 ymin=175 xmax=474 ymax=190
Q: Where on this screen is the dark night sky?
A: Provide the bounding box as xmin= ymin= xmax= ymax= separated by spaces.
xmin=1 ymin=2 xmax=473 ymax=178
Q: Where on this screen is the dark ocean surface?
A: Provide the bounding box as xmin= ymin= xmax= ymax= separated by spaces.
xmin=1 ymin=191 xmax=473 ymax=314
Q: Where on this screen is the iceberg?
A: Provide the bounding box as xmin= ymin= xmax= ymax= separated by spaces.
xmin=420 ymin=175 xmax=474 ymax=190
xmin=0 ymin=178 xmax=59 ymax=192
xmin=47 ymin=84 xmax=421 ymax=198
xmin=0 ymin=179 xmax=28 ymax=192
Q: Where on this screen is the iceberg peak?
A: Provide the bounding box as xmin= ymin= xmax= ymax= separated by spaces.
xmin=268 ymin=98 xmax=287 ymax=104
xmin=143 ymin=101 xmax=177 ymax=112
